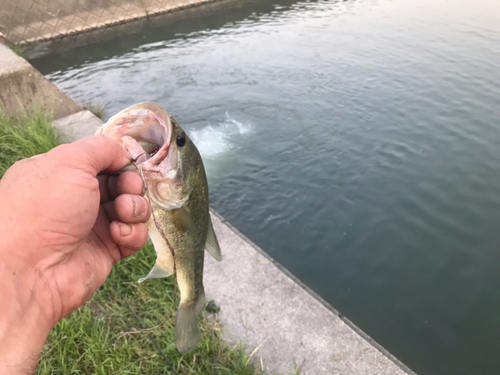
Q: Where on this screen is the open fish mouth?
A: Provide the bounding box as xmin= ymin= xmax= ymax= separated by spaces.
xmin=95 ymin=102 xmax=183 ymax=210
xmin=95 ymin=102 xmax=174 ymax=176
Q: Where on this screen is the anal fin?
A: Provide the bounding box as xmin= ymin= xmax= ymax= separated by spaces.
xmin=138 ymin=262 xmax=172 ymax=283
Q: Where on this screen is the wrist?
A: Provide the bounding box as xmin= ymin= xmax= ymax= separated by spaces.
xmin=0 ymin=261 xmax=53 ymax=374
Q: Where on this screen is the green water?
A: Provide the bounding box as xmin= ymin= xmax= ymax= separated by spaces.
xmin=32 ymin=0 xmax=500 ymax=373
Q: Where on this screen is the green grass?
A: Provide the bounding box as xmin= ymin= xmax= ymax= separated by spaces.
xmin=37 ymin=245 xmax=261 ymax=374
xmin=0 ymin=108 xmax=264 ymax=375
xmin=11 ymin=44 xmax=24 ymax=56
xmin=0 ymin=110 xmax=60 ymax=177
xmin=82 ymin=102 xmax=107 ymax=120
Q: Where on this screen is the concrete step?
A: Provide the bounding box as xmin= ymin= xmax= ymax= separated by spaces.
xmin=53 ymin=109 xmax=104 ymax=142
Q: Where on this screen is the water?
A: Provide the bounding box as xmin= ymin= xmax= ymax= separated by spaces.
xmin=31 ymin=0 xmax=500 ymax=373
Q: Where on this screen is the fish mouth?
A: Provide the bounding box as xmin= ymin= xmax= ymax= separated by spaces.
xmin=96 ymin=102 xmax=174 ymax=177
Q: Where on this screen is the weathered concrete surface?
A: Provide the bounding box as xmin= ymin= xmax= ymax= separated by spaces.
xmin=53 ymin=109 xmax=103 ymax=142
xmin=0 ymin=0 xmax=235 ymax=45
xmin=51 ymin=109 xmax=415 ymax=375
xmin=0 ymin=43 xmax=80 ymax=118
xmin=205 ymin=212 xmax=414 ymax=375
xmin=22 ymin=0 xmax=259 ymax=59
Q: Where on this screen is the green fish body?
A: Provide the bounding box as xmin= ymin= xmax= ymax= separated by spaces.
xmin=95 ymin=102 xmax=222 ymax=353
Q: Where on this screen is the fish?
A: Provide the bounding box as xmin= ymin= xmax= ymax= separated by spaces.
xmin=95 ymin=102 xmax=222 ymax=353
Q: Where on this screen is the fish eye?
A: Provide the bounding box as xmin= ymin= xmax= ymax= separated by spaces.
xmin=176 ymin=132 xmax=186 ymax=147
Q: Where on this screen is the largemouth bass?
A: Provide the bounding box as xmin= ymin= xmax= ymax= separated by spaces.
xmin=95 ymin=102 xmax=222 ymax=353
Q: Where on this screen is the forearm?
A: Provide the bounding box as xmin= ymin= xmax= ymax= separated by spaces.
xmin=0 ymin=263 xmax=52 ymax=375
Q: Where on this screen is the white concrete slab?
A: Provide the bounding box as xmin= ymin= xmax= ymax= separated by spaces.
xmin=205 ymin=211 xmax=414 ymax=375
xmin=53 ymin=110 xmax=103 ymax=142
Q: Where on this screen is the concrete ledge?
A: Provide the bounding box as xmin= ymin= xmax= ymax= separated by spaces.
xmin=0 ymin=43 xmax=81 ymax=119
xmin=53 ymin=109 xmax=104 ymax=142
xmin=206 ymin=211 xmax=413 ymax=375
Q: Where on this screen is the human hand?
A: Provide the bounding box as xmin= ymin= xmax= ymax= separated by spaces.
xmin=0 ymin=136 xmax=151 ymax=374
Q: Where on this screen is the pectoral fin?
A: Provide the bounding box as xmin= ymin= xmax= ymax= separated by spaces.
xmin=138 ymin=262 xmax=172 ymax=283
xmin=205 ymin=218 xmax=222 ymax=261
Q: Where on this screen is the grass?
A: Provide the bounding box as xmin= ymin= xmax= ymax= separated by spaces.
xmin=0 ymin=108 xmax=264 ymax=375
xmin=37 ymin=245 xmax=262 ymax=375
xmin=0 ymin=37 xmax=24 ymax=56
xmin=0 ymin=110 xmax=60 ymax=177
xmin=82 ymin=101 xmax=107 ymax=120
xmin=11 ymin=44 xmax=24 ymax=56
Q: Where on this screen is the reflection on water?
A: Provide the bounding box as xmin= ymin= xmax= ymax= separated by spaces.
xmin=32 ymin=0 xmax=500 ymax=373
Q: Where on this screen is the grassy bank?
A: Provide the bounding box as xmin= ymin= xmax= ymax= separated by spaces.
xmin=37 ymin=246 xmax=260 ymax=375
xmin=0 ymin=110 xmax=60 ymax=176
xmin=0 ymin=110 xmax=262 ymax=375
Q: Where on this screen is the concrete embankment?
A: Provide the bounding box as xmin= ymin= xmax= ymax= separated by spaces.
xmin=0 ymin=42 xmax=80 ymax=118
xmin=0 ymin=16 xmax=416 ymax=375
xmin=1 ymin=0 xmax=243 ymax=45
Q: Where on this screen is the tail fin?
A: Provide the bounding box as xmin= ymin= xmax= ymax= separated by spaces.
xmin=175 ymin=304 xmax=201 ymax=354
xmin=174 ymin=290 xmax=206 ymax=354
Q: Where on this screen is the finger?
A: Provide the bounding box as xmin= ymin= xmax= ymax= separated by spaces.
xmin=107 ymin=171 xmax=144 ymax=199
xmin=49 ymin=136 xmax=131 ymax=177
xmin=102 ymin=194 xmax=151 ymax=223
xmin=98 ymin=175 xmax=111 ymax=203
xmin=91 ymin=207 xmax=122 ymax=267
xmin=110 ymin=221 xmax=149 ymax=259
xmin=98 ymin=172 xmax=144 ymax=203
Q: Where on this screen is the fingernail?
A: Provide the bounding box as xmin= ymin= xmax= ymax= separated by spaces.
xmin=132 ymin=196 xmax=146 ymax=218
xmin=119 ymin=223 xmax=132 ymax=237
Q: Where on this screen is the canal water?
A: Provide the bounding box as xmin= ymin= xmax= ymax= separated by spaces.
xmin=31 ymin=0 xmax=500 ymax=373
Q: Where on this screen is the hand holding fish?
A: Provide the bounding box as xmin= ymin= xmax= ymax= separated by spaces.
xmin=0 ymin=136 xmax=151 ymax=375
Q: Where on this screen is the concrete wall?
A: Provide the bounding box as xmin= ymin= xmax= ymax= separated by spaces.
xmin=20 ymin=0 xmax=257 ymax=59
xmin=0 ymin=0 xmax=226 ymax=45
xmin=0 ymin=42 xmax=81 ymax=118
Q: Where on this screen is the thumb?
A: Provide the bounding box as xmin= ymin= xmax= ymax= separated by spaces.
xmin=50 ymin=136 xmax=131 ymax=177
